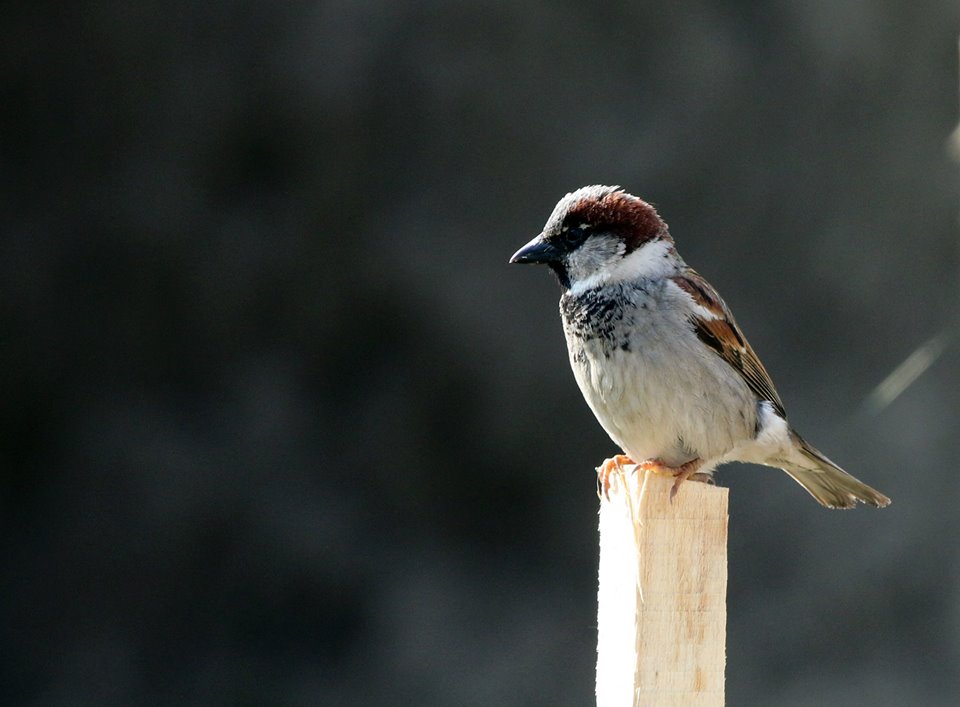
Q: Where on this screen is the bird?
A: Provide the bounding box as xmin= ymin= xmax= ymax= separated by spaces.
xmin=509 ymin=185 xmax=890 ymax=509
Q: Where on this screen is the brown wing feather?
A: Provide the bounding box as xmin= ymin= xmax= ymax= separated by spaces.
xmin=670 ymin=270 xmax=786 ymax=418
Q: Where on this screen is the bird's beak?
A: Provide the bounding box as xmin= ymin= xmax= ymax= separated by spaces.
xmin=509 ymin=234 xmax=561 ymax=264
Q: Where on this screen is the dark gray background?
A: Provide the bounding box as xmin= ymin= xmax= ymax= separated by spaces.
xmin=3 ymin=2 xmax=959 ymax=705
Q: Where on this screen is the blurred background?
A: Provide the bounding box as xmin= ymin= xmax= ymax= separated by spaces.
xmin=3 ymin=1 xmax=959 ymax=704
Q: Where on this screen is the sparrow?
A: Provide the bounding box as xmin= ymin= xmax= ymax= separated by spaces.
xmin=510 ymin=186 xmax=890 ymax=509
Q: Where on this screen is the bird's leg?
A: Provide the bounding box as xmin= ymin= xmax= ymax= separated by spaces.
xmin=669 ymin=458 xmax=705 ymax=502
xmin=688 ymin=471 xmax=715 ymax=485
xmin=635 ymin=459 xmax=675 ymax=476
xmin=634 ymin=458 xmax=707 ymax=502
xmin=596 ymin=454 xmax=635 ymax=499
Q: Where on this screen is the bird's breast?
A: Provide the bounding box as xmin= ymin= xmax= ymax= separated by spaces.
xmin=559 ymin=282 xmax=756 ymax=463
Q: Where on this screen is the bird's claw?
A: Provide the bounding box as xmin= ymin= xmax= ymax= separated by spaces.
xmin=596 ymin=454 xmax=634 ymax=499
xmin=597 ymin=456 xmax=709 ymax=503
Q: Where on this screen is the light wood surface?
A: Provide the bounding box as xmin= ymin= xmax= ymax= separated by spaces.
xmin=596 ymin=467 xmax=728 ymax=707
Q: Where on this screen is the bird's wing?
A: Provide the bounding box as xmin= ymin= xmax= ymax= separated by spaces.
xmin=670 ymin=269 xmax=786 ymax=417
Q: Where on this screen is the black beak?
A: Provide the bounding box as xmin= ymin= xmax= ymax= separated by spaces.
xmin=509 ymin=234 xmax=561 ymax=264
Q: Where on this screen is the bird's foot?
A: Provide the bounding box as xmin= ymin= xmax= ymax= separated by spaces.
xmin=596 ymin=454 xmax=635 ymax=499
xmin=669 ymin=459 xmax=706 ymax=502
xmin=634 ymin=458 xmax=706 ymax=503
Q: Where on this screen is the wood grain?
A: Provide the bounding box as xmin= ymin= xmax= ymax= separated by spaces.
xmin=596 ymin=468 xmax=728 ymax=706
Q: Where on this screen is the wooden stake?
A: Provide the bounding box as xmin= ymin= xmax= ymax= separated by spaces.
xmin=596 ymin=467 xmax=728 ymax=707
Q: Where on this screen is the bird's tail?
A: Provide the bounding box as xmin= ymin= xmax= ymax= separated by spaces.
xmin=778 ymin=433 xmax=891 ymax=509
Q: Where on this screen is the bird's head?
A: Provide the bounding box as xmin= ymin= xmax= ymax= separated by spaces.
xmin=509 ymin=185 xmax=675 ymax=292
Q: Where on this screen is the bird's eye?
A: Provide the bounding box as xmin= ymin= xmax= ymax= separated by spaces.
xmin=559 ymin=226 xmax=589 ymax=250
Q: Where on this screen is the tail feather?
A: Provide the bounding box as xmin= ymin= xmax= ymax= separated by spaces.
xmin=779 ymin=434 xmax=891 ymax=509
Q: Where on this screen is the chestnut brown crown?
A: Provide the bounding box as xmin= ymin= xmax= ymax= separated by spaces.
xmin=548 ymin=185 xmax=668 ymax=253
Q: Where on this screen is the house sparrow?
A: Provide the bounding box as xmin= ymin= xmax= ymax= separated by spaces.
xmin=510 ymin=186 xmax=890 ymax=509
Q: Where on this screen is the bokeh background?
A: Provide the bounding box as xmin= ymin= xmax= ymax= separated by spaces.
xmin=4 ymin=2 xmax=960 ymax=704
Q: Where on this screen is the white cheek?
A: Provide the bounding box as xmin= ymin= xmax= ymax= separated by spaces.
xmin=566 ymin=238 xmax=625 ymax=292
xmin=616 ymin=238 xmax=675 ymax=279
xmin=568 ymin=238 xmax=674 ymax=295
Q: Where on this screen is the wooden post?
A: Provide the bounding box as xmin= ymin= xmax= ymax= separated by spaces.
xmin=596 ymin=467 xmax=729 ymax=707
